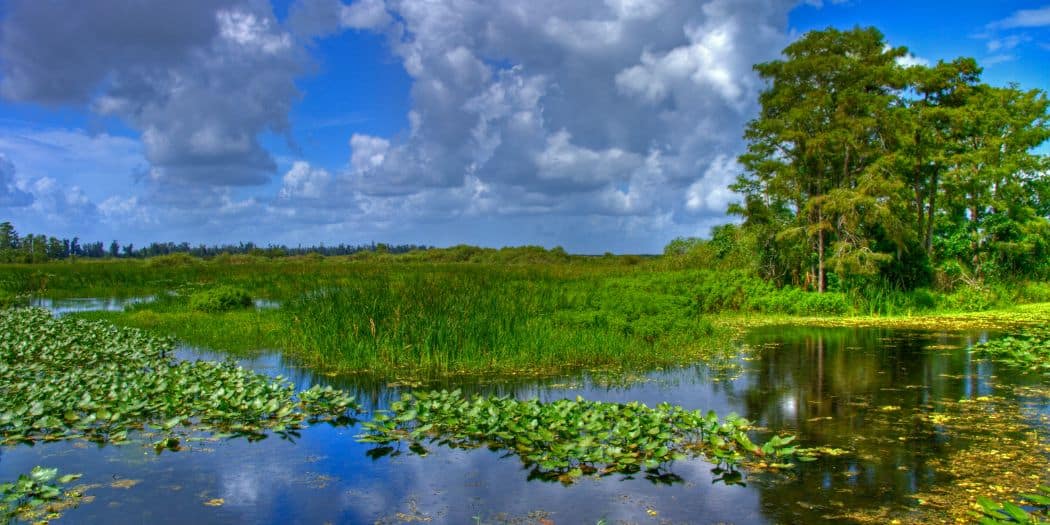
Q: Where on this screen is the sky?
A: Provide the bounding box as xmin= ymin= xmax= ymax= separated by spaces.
xmin=0 ymin=1 xmax=1048 ymax=253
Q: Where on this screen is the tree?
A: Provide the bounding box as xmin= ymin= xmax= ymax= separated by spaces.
xmin=0 ymin=222 xmax=17 ymax=262
xmin=733 ymin=26 xmax=1050 ymax=290
xmin=937 ymin=84 xmax=1050 ymax=279
xmin=735 ymin=27 xmax=907 ymax=292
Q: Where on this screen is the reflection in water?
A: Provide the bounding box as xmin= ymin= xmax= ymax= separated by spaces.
xmin=29 ymin=296 xmax=155 ymax=315
xmin=2 ymin=325 xmax=1045 ymax=524
xmin=31 ymin=296 xmax=279 ymax=316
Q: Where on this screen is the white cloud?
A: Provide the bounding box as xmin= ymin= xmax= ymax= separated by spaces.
xmin=617 ymin=21 xmax=752 ymax=106
xmin=279 ymin=161 xmax=331 ymax=199
xmin=0 ymin=0 xmax=304 ymax=191
xmin=217 ymin=8 xmax=293 ymax=53
xmin=298 ymin=0 xmax=795 ymax=250
xmin=22 ymin=176 xmax=98 ymax=226
xmin=341 ymin=0 xmax=392 ymax=29
xmin=349 ymin=134 xmax=391 ymax=173
xmin=988 ymin=6 xmax=1050 ymax=29
xmin=0 ymin=154 xmax=33 ymax=207
xmin=535 ymin=130 xmax=641 ymax=191
xmin=0 ymin=0 xmax=803 ymax=251
xmin=99 ymin=195 xmax=154 ymax=225
xmin=984 ymin=53 xmax=1018 ymax=65
xmin=685 ymin=154 xmax=740 ymax=213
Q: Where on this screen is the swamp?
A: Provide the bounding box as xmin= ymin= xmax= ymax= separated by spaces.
xmin=1 ymin=17 xmax=1049 ymax=525
xmin=1 ymin=254 xmax=1049 ymax=524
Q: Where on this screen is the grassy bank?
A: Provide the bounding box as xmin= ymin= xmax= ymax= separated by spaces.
xmin=730 ymin=302 xmax=1050 ymax=331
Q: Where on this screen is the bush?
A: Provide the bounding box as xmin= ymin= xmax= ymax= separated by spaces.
xmin=146 ymin=253 xmax=199 ymax=268
xmin=940 ymin=285 xmax=997 ymax=312
xmin=794 ymin=292 xmax=849 ymax=315
xmin=0 ymin=290 xmax=26 ymax=309
xmin=189 ymin=285 xmax=252 ymax=313
xmin=1010 ymin=281 xmax=1050 ymax=304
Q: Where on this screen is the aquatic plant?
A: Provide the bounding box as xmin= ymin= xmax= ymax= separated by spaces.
xmin=0 ymin=308 xmax=360 ymax=447
xmin=10 ymin=257 xmax=1049 ymax=376
xmin=281 ymin=268 xmax=736 ymax=375
xmin=188 ymin=285 xmax=252 ymax=313
xmin=358 ymin=389 xmax=798 ymax=483
xmin=1 ymin=467 xmax=82 ymax=524
xmin=974 ymin=486 xmax=1050 ymax=524
xmin=972 ymin=327 xmax=1050 ymax=373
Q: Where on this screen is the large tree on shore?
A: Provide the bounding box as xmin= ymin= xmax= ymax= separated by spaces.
xmin=735 ymin=27 xmax=907 ymax=292
xmin=733 ymin=26 xmax=1050 ymax=291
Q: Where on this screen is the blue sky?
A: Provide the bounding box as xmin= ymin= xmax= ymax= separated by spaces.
xmin=0 ymin=0 xmax=1047 ymax=253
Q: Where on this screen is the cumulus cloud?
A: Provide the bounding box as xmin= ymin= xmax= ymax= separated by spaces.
xmin=25 ymin=177 xmax=98 ymax=225
xmin=329 ymin=0 xmax=794 ymax=247
xmin=1 ymin=0 xmax=802 ymax=251
xmin=685 ymin=154 xmax=740 ymax=214
xmin=0 ymin=0 xmax=303 ymax=192
xmin=289 ymin=0 xmax=392 ymax=36
xmin=0 ymin=154 xmax=33 ymax=207
xmin=0 ymin=153 xmax=96 ymax=229
xmin=279 ymin=161 xmax=332 ymax=199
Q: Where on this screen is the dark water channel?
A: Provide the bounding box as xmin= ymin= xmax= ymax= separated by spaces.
xmin=4 ymin=305 xmax=1048 ymax=524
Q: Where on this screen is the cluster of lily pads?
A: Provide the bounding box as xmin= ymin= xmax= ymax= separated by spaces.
xmin=1 ymin=467 xmax=82 ymax=523
xmin=972 ymin=327 xmax=1050 ymax=374
xmin=358 ymin=389 xmax=800 ymax=483
xmin=975 ymin=485 xmax=1050 ymax=524
xmin=0 ymin=308 xmax=360 ymax=447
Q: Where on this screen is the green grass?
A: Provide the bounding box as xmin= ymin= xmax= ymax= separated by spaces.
xmin=278 ymin=266 xmax=728 ymax=376
xmin=5 ymin=256 xmax=1050 ymax=378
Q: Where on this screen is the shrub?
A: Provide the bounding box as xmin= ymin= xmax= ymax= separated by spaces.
xmin=146 ymin=253 xmax=199 ymax=268
xmin=1011 ymin=281 xmax=1050 ymax=304
xmin=0 ymin=290 xmax=26 ymax=309
xmin=940 ymin=285 xmax=997 ymax=312
xmin=794 ymin=292 xmax=849 ymax=315
xmin=189 ymin=285 xmax=252 ymax=313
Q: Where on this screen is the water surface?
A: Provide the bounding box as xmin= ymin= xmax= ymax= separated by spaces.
xmin=3 ymin=313 xmax=1047 ymax=524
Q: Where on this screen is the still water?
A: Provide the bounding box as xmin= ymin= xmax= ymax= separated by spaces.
xmin=2 ymin=315 xmax=1047 ymax=523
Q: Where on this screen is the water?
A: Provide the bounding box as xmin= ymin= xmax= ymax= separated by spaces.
xmin=4 ymin=309 xmax=1048 ymax=523
xmin=30 ymin=295 xmax=278 ymax=316
xmin=29 ymin=296 xmax=155 ymax=315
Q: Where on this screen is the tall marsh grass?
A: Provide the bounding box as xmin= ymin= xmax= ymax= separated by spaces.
xmin=281 ymin=267 xmax=724 ymax=375
xmin=8 ymin=255 xmax=1050 ymax=376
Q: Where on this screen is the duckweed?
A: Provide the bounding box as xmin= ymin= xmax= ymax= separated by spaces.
xmin=0 ymin=308 xmax=360 ymax=447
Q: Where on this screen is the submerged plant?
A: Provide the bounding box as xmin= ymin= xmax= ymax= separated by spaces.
xmin=358 ymin=389 xmax=798 ymax=484
xmin=0 ymin=308 xmax=360 ymax=447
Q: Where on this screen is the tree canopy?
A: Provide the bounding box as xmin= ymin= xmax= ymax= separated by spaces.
xmin=732 ymin=26 xmax=1050 ymax=292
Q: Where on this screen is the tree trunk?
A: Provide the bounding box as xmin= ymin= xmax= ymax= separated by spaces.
xmin=971 ymin=184 xmax=981 ymax=278
xmin=924 ymin=171 xmax=938 ymax=255
xmin=818 ymin=207 xmax=826 ymax=293
xmin=914 ymin=131 xmax=925 ymax=232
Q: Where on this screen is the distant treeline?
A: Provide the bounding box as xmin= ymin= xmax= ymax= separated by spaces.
xmin=0 ymin=221 xmax=429 ymax=263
